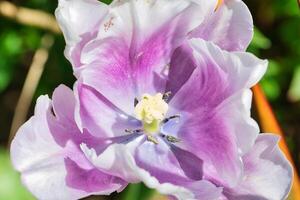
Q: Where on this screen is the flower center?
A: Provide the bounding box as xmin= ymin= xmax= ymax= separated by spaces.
xmin=134 ymin=93 xmax=168 ymax=134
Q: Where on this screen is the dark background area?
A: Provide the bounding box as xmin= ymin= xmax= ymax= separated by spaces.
xmin=0 ymin=0 xmax=299 ymax=199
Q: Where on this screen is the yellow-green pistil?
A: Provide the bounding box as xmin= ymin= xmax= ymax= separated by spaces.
xmin=134 ymin=93 xmax=168 ymax=135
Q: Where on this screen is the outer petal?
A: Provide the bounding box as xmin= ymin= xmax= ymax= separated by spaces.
xmin=167 ymin=39 xmax=267 ymax=103
xmin=223 ymin=134 xmax=293 ymax=200
xmin=55 ymin=0 xmax=108 ymax=65
xmin=81 ymin=138 xmax=223 ymax=200
xmin=217 ymin=89 xmax=259 ymax=155
xmin=11 ymin=86 xmax=126 ymax=200
xmin=190 ymin=0 xmax=253 ymax=51
xmin=167 ymin=39 xmax=267 ymax=187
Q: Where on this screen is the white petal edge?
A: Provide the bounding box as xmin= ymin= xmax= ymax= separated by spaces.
xmin=188 ymin=38 xmax=268 ymax=90
xmin=81 ymin=141 xmax=222 ymax=200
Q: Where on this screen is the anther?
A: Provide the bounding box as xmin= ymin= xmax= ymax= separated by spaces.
xmin=161 ymin=134 xmax=181 ymax=143
xmin=125 ymin=129 xmax=143 ymax=134
xmin=162 ymin=114 xmax=180 ymax=124
xmin=147 ymin=135 xmax=159 ymax=144
xmin=134 ymin=98 xmax=139 ymax=107
xmin=166 ymin=135 xmax=181 ymax=143
xmin=162 ymin=91 xmax=171 ymax=102
xmin=50 ymin=106 xmax=56 ymax=117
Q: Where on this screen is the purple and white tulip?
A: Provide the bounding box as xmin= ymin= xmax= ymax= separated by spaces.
xmin=10 ymin=0 xmax=292 ymax=199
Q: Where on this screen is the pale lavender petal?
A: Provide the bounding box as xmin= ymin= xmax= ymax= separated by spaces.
xmin=81 ymin=138 xmax=222 ymax=200
xmin=78 ymin=38 xmax=136 ymax=115
xmin=223 ymin=134 xmax=293 ymax=200
xmin=217 ymin=89 xmax=259 ymax=155
xmin=167 ymin=39 xmax=267 ymax=187
xmin=10 ymin=96 xmax=87 ymax=199
xmin=81 ymin=136 xmax=144 ymax=183
xmin=134 ymin=138 xmax=203 ymax=184
xmin=173 ymin=106 xmax=243 ymax=188
xmin=186 ymin=180 xmax=223 ymax=200
xmin=75 ymin=82 xmax=140 ymax=138
xmin=190 ymin=0 xmax=253 ymax=51
xmin=55 ymin=0 xmax=108 ymax=64
xmin=47 ymin=84 xmax=107 ymax=150
xmin=11 ymin=86 xmax=127 ymax=199
xmin=65 ymin=158 xmax=126 ymax=194
xmin=78 ymin=0 xmax=218 ymax=99
xmin=165 ymin=43 xmax=197 ymax=98
xmin=127 ymin=0 xmax=215 ymax=95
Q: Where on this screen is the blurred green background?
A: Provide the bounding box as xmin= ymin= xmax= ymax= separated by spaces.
xmin=0 ymin=0 xmax=299 ymax=199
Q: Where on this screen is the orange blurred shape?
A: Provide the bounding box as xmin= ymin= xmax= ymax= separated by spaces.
xmin=215 ymin=0 xmax=224 ymax=11
xmin=252 ymin=85 xmax=300 ymax=200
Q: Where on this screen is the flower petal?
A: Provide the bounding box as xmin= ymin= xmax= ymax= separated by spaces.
xmin=77 ymin=0 xmax=218 ymax=104
xmin=77 ymin=38 xmax=136 ymax=115
xmin=134 ymin=138 xmax=203 ymax=184
xmin=11 ymin=86 xmax=126 ymax=199
xmin=55 ymin=0 xmax=108 ymax=63
xmin=11 ymin=96 xmax=86 ymax=199
xmin=167 ymin=39 xmax=267 ymax=103
xmin=217 ymin=89 xmax=260 ymax=155
xmin=65 ymin=158 xmax=126 ymax=194
xmin=81 ymin=138 xmax=222 ymax=200
xmin=75 ymin=82 xmax=140 ymax=137
xmin=190 ymin=0 xmax=253 ymax=51
xmin=223 ymin=134 xmax=293 ymax=200
xmin=168 ymin=39 xmax=267 ymax=187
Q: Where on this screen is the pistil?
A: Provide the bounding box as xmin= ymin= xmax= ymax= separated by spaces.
xmin=134 ymin=93 xmax=168 ymax=134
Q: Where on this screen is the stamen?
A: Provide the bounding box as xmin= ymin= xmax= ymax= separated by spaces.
xmin=161 ymin=134 xmax=180 ymax=143
xmin=147 ymin=135 xmax=159 ymax=144
xmin=162 ymin=91 xmax=171 ymax=102
xmin=162 ymin=114 xmax=180 ymax=124
xmin=134 ymin=97 xmax=139 ymax=107
xmin=166 ymin=135 xmax=181 ymax=143
xmin=125 ymin=129 xmax=143 ymax=134
xmin=50 ymin=106 xmax=56 ymax=117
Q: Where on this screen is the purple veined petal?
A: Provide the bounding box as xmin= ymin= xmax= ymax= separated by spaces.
xmin=134 ymin=137 xmax=204 ymax=184
xmin=122 ymin=0 xmax=217 ymax=95
xmin=223 ymin=134 xmax=293 ymax=200
xmin=10 ymin=85 xmax=127 ymax=200
xmin=55 ymin=0 xmax=108 ymax=65
xmin=81 ymin=137 xmax=223 ymax=200
xmin=47 ymin=84 xmax=78 ymax=146
xmin=167 ymin=39 xmax=267 ymax=188
xmin=65 ymin=158 xmax=127 ymax=194
xmin=169 ymin=38 xmax=267 ymax=110
xmin=216 ymin=89 xmax=259 ymax=156
xmin=166 ymin=39 xmax=267 ymax=104
xmin=76 ymin=37 xmax=136 ymax=115
xmin=165 ymin=43 xmax=197 ymax=99
xmin=75 ymin=0 xmax=218 ymax=107
xmin=170 ymin=105 xmax=243 ymax=188
xmin=80 ymin=136 xmax=144 ymax=183
xmin=189 ymin=0 xmax=253 ymax=51
xmin=75 ymin=81 xmax=141 ymax=137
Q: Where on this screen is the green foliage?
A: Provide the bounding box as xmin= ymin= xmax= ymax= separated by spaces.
xmin=288 ymin=66 xmax=300 ymax=102
xmin=101 ymin=0 xmax=113 ymax=4
xmin=120 ymin=183 xmax=155 ymax=200
xmin=0 ymin=149 xmax=34 ymax=200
